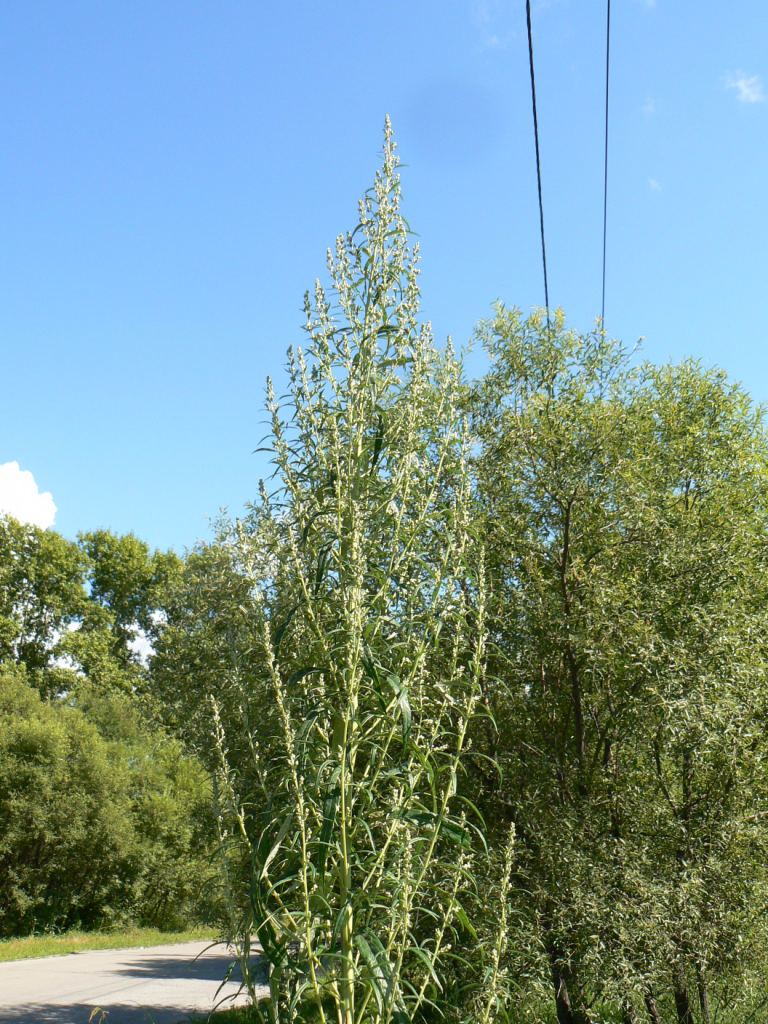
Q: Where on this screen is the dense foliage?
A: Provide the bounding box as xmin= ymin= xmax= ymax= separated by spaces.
xmin=199 ymin=128 xmax=768 ymax=1023
xmin=2 ymin=125 xmax=768 ymax=1024
xmin=0 ymin=666 xmax=217 ymax=934
xmin=0 ymin=521 xmax=218 ymax=936
xmin=472 ymin=312 xmax=768 ymax=1022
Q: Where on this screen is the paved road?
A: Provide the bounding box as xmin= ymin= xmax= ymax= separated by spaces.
xmin=0 ymin=940 xmax=267 ymax=1024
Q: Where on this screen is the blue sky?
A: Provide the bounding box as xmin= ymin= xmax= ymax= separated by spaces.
xmin=1 ymin=1 xmax=766 ymax=551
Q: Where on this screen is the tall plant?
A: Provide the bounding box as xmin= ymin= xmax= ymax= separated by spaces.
xmin=217 ymin=122 xmax=505 ymax=1024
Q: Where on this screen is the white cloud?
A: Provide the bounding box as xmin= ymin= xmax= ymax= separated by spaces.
xmin=648 ymin=177 xmax=662 ymax=191
xmin=0 ymin=462 xmax=57 ymax=528
xmin=726 ymin=72 xmax=765 ymax=104
xmin=642 ymin=96 xmax=656 ymax=117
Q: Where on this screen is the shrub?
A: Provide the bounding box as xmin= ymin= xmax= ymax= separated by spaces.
xmin=0 ymin=666 xmax=135 ymax=934
xmin=0 ymin=667 xmax=220 ymax=936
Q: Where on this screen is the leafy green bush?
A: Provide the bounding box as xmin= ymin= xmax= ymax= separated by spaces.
xmin=0 ymin=666 xmax=220 ymax=936
xmin=0 ymin=665 xmax=135 ymax=934
xmin=74 ymin=682 xmax=222 ymax=931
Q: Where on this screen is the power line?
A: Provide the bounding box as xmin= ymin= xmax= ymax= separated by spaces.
xmin=525 ymin=0 xmax=550 ymax=332
xmin=600 ymin=0 xmax=611 ymax=329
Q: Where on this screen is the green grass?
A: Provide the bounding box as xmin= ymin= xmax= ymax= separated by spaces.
xmin=0 ymin=925 xmax=216 ymax=962
xmin=188 ymin=1011 xmax=258 ymax=1023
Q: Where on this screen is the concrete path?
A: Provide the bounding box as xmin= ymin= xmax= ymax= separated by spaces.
xmin=0 ymin=940 xmax=267 ymax=1024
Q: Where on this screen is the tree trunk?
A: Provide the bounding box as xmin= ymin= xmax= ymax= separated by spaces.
xmin=549 ymin=950 xmax=576 ymax=1024
xmin=547 ymin=946 xmax=593 ymax=1024
xmin=695 ymin=963 xmax=711 ymax=1024
xmin=673 ymin=964 xmax=695 ymax=1024
xmin=644 ymin=991 xmax=662 ymax=1024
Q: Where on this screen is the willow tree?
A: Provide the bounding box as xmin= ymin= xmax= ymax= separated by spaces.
xmin=472 ymin=308 xmax=768 ymax=1024
xmin=216 ymin=123 xmax=511 ymax=1024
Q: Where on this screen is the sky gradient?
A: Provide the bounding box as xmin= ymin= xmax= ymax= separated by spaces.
xmin=2 ymin=1 xmax=766 ymax=550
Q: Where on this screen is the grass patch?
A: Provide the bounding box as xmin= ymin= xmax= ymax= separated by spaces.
xmin=189 ymin=1011 xmax=258 ymax=1023
xmin=0 ymin=925 xmax=216 ymax=962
